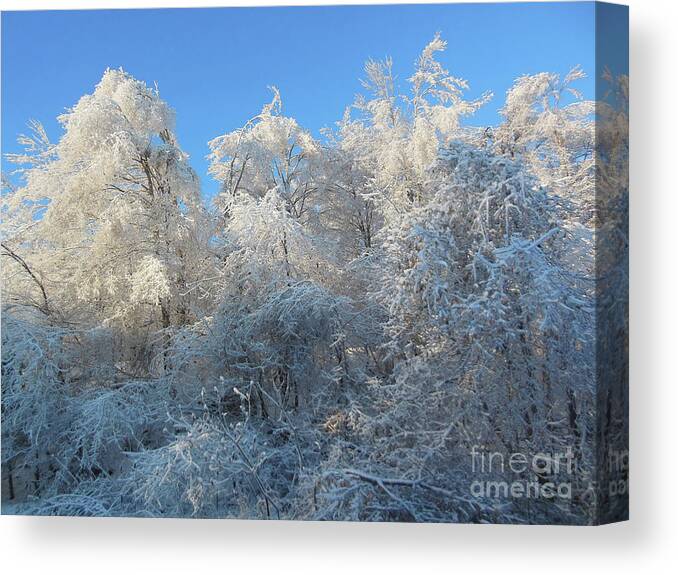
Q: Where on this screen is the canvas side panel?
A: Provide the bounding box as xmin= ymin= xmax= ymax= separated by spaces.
xmin=594 ymin=1 xmax=629 ymax=525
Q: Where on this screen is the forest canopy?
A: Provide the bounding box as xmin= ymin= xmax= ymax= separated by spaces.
xmin=0 ymin=35 xmax=628 ymax=524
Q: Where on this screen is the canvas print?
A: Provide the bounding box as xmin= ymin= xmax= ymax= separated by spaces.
xmin=0 ymin=2 xmax=628 ymax=524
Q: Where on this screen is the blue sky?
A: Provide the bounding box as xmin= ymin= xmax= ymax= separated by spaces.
xmin=2 ymin=2 xmax=600 ymax=199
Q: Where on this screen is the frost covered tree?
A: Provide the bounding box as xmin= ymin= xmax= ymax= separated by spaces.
xmin=3 ymin=69 xmax=211 ymax=374
xmin=208 ymin=88 xmax=322 ymax=223
xmin=330 ymin=34 xmax=490 ymax=229
xmin=494 ymin=67 xmax=595 ymax=225
xmin=2 ymin=69 xmax=210 ymax=503
xmin=194 ymin=89 xmax=372 ymax=418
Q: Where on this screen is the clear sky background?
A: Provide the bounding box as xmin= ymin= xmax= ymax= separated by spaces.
xmin=2 ymin=2 xmax=601 ymax=200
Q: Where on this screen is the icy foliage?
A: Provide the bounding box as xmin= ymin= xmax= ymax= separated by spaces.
xmin=208 ymin=88 xmax=320 ymax=222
